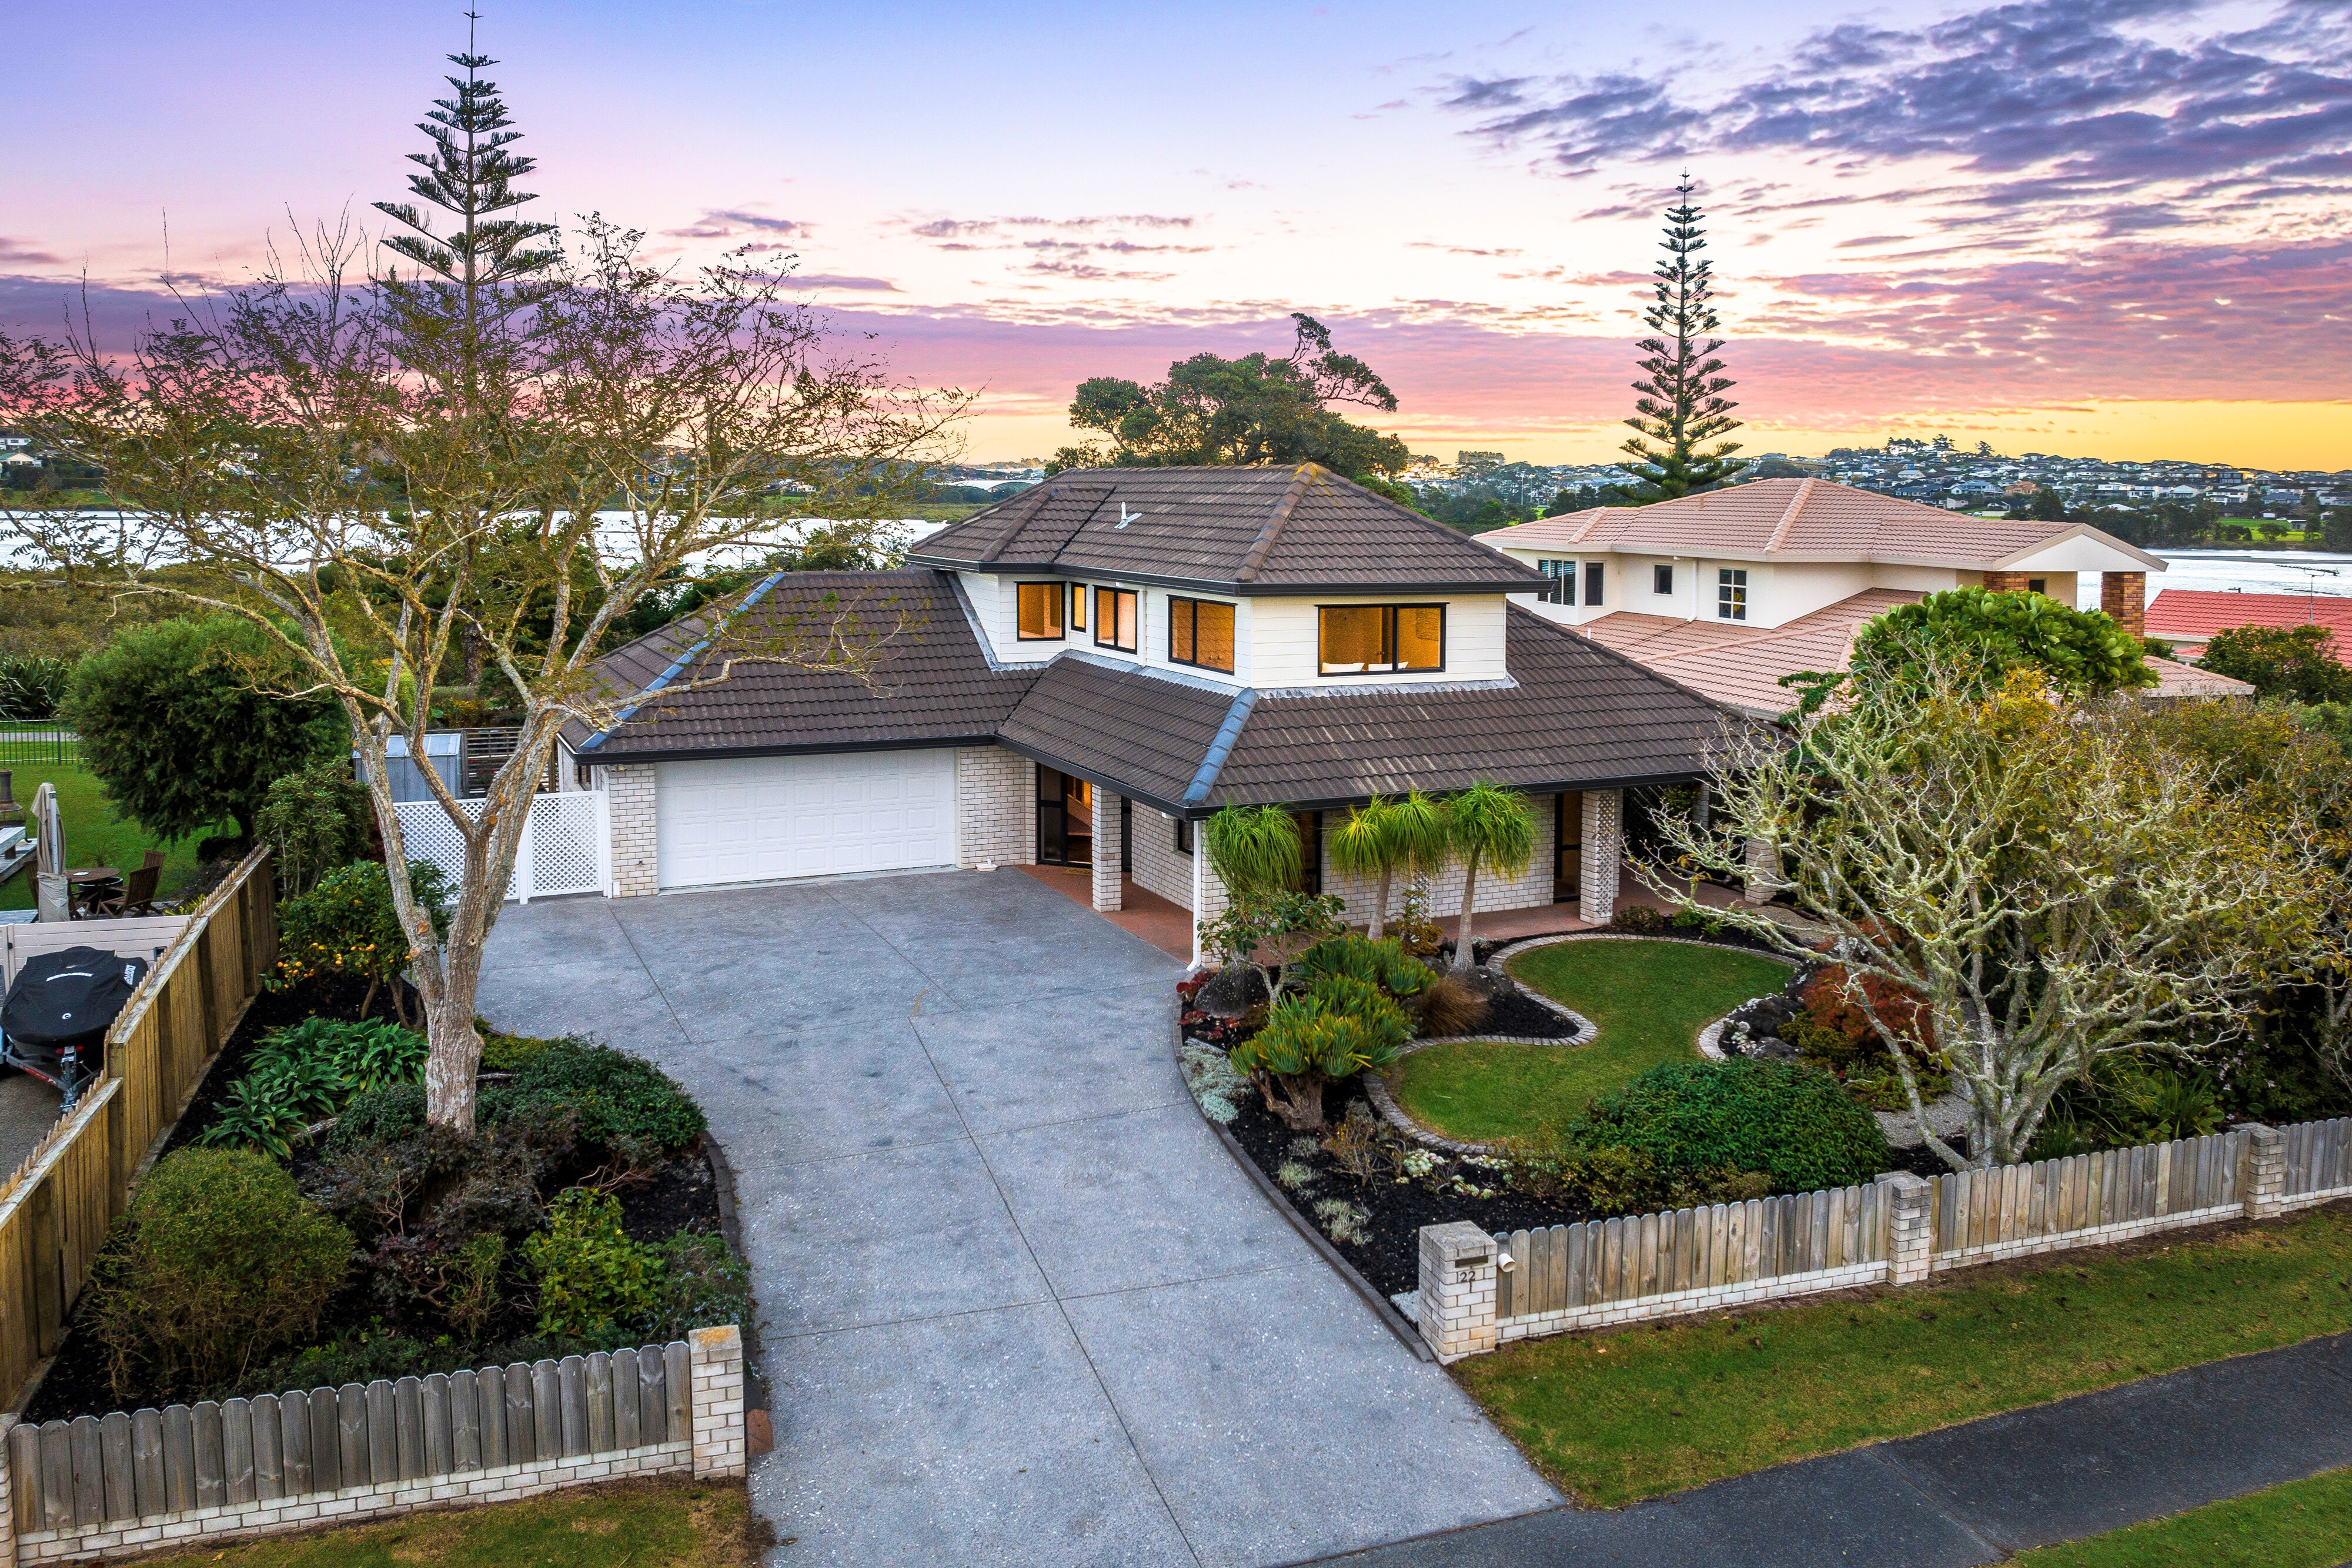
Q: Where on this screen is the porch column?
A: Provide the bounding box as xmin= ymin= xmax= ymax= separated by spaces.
xmin=1091 ymin=790 xmax=1124 ymax=913
xmin=1578 ymin=788 xmax=1622 ymax=921
xmin=1982 ymin=570 xmax=2029 ymax=593
xmin=2101 ymin=570 xmax=2147 ymax=641
xmin=606 ymin=764 xmax=659 ymax=898
xmin=1743 ymin=837 xmax=1783 ymax=905
xmin=1189 ymin=841 xmax=1228 ymax=971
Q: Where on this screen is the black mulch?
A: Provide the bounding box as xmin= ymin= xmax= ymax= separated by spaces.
xmin=1478 ymin=990 xmax=1584 ymax=1039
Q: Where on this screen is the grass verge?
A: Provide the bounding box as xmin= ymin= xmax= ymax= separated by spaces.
xmin=133 ymin=1477 xmax=765 ymax=1568
xmin=0 ymin=760 xmax=218 ymax=911
xmin=2010 ymin=1466 xmax=2352 ymax=1567
xmin=1454 ymin=1206 xmax=2352 ymax=1507
xmin=1390 ymin=939 xmax=1790 ymax=1141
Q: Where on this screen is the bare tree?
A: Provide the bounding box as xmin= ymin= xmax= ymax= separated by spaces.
xmin=1638 ymin=669 xmax=2333 ymax=1168
xmin=0 ymin=218 xmax=966 ymax=1131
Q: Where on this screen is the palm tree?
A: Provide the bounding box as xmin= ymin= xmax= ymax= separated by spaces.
xmin=1444 ymin=782 xmax=1536 ymax=975
xmin=1201 ymin=803 xmax=1301 ymax=898
xmin=1328 ymin=791 xmax=1446 ymax=940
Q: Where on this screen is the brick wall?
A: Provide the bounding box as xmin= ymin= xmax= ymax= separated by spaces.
xmin=1320 ymin=800 xmax=1556 ymax=932
xmin=2101 ymin=570 xmax=2147 ymax=641
xmin=1090 ymin=792 xmax=1124 ymax=912
xmin=1130 ymin=805 xmax=1194 ymax=911
xmin=1982 ymin=570 xmax=2030 ymax=593
xmin=1578 ymin=788 xmax=1622 ymax=919
xmin=953 ymin=746 xmax=1035 ymax=868
xmin=603 ymin=765 xmax=659 ymax=897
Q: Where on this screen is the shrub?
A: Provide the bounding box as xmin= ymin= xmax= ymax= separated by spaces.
xmin=274 ymin=860 xmax=453 ymax=1023
xmin=484 ymin=1041 xmax=704 ymax=1165
xmin=1609 ymin=905 xmax=1668 ymax=934
xmin=91 ymin=1149 xmax=351 ymax=1400
xmin=479 ymin=1027 xmax=572 ymax=1071
xmin=200 ymin=1017 xmax=429 ymax=1159
xmin=525 ymin=1189 xmax=663 ymax=1340
xmin=1415 ymin=970 xmax=1491 ymax=1037
xmin=254 ymin=759 xmax=375 ymax=897
xmin=326 ymin=1082 xmax=428 ymax=1151
xmin=642 ymin=1232 xmax=753 ymax=1342
xmin=1230 ymin=972 xmax=1410 ymax=1130
xmin=0 ymin=652 xmax=71 ymax=721
xmin=1784 ymin=965 xmax=1948 ymax=1111
xmin=1292 ymin=934 xmax=1434 ymax=1005
xmin=1569 ymin=1059 xmax=1890 ymax=1199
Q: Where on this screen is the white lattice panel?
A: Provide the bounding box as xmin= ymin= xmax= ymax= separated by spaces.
xmin=394 ymin=792 xmax=608 ymax=903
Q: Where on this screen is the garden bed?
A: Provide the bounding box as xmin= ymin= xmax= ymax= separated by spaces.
xmin=26 ymin=975 xmax=734 ymax=1424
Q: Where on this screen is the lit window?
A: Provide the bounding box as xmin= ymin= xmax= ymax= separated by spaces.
xmin=1094 ymin=587 xmax=1138 ymax=652
xmin=1071 ymin=582 xmax=1087 ymax=631
xmin=1318 ymin=604 xmax=1446 ymax=676
xmin=1016 ymin=581 xmax=1064 ymax=640
xmin=1169 ymin=597 xmax=1236 ymax=673
xmin=1653 ymin=564 xmax=1674 ymax=596
xmin=1583 ymin=561 xmax=1605 ymax=607
xmin=1718 ymin=568 xmax=1748 ymax=621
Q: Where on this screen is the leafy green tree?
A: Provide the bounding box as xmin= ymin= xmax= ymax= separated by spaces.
xmin=1842 ymin=587 xmax=2157 ymax=702
xmin=253 ymin=757 xmax=376 ymax=897
xmin=2027 ymin=486 xmax=2069 ymax=521
xmin=1050 ymin=315 xmax=1411 ymax=480
xmin=1327 ymin=791 xmax=1446 ymax=941
xmin=2200 ymin=624 xmax=2352 ymax=704
xmin=1616 ymin=178 xmax=1746 ymax=500
xmin=64 ymin=616 xmax=344 ymax=842
xmin=1442 ymin=782 xmax=1536 ymax=973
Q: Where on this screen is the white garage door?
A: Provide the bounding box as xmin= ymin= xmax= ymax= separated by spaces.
xmin=655 ymin=750 xmax=956 ymax=889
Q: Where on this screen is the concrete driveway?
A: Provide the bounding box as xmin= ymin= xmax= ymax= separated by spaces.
xmin=479 ymin=868 xmax=1555 ymax=1568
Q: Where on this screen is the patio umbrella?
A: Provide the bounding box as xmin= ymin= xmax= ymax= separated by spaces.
xmin=31 ymin=781 xmax=67 ymax=922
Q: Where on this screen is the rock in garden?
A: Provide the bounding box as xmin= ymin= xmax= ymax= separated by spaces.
xmin=1459 ymin=964 xmax=1519 ymax=1002
xmin=1195 ymin=964 xmax=1269 ymax=1018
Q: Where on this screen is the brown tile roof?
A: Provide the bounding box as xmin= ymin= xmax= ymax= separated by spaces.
xmin=909 ymin=464 xmax=1544 ymax=594
xmin=1481 ymin=480 xmax=2166 ymax=571
xmin=567 ymin=571 xmax=1037 ymax=760
xmin=572 ymin=574 xmax=1754 ymax=812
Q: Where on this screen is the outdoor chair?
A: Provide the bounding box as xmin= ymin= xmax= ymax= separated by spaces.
xmin=86 ymin=861 xmax=163 ymax=918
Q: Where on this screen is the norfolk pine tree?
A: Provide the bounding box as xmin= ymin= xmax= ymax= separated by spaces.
xmin=0 ymin=34 xmax=966 ymax=1132
xmin=1618 ymin=178 xmax=1746 ymax=501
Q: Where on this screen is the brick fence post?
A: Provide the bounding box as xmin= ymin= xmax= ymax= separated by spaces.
xmin=1579 ymin=790 xmax=1622 ymax=921
xmin=1091 ymin=791 xmax=1124 ymax=912
xmin=1876 ymin=1171 xmax=1933 ymax=1286
xmin=2240 ymin=1124 xmax=2286 ymax=1219
xmin=1417 ymin=1222 xmax=1501 ymax=1363
xmin=0 ymin=1413 xmax=16 ymax=1568
xmin=687 ymin=1325 xmax=746 ymax=1478
xmin=1741 ymin=837 xmax=1783 ymax=906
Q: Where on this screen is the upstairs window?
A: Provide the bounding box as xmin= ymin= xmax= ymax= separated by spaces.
xmin=1582 ymin=561 xmax=1605 ymax=607
xmin=1318 ymin=604 xmax=1445 ymax=676
xmin=1169 ymin=597 xmax=1237 ymax=673
xmin=1016 ymin=581 xmax=1064 ymax=640
xmin=1718 ymin=568 xmax=1748 ymax=621
xmin=1653 ymin=564 xmax=1674 ymax=596
xmin=1536 ymin=559 xmax=1572 ymax=604
xmin=1071 ymin=581 xmax=1087 ymax=631
xmin=1094 ymin=587 xmax=1138 ymax=652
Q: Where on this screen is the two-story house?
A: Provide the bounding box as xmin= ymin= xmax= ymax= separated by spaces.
xmin=560 ymin=465 xmax=1749 ymax=954
xmin=1479 ymin=478 xmax=2250 ymax=711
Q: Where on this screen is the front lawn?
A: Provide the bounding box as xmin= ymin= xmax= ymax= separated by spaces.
xmin=1454 ymin=1206 xmax=2352 ymax=1507
xmin=2010 ymin=1465 xmax=2352 ymax=1568
xmin=0 ymin=758 xmax=222 ymax=910
xmin=1389 ymin=938 xmax=1790 ymax=1142
xmin=133 ymin=1477 xmax=762 ymax=1568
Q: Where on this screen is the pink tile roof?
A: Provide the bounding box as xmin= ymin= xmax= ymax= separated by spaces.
xmin=2146 ymin=589 xmax=2352 ymax=661
xmin=1482 ymin=479 xmax=2164 ymax=571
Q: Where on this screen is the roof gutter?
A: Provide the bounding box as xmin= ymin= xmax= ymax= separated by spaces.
xmin=575 ymin=569 xmax=789 ymax=753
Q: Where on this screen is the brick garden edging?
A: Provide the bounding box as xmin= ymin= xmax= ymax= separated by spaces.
xmin=0 ymin=1326 xmax=748 ymax=1564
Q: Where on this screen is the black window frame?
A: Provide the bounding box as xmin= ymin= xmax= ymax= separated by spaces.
xmin=1094 ymin=586 xmax=1139 ymax=653
xmin=1582 ymin=561 xmax=1605 ymax=607
xmin=1014 ymin=580 xmax=1067 ymax=641
xmin=1653 ymin=563 xmax=1674 ymax=596
xmin=2027 ymin=577 xmax=2048 ymax=596
xmin=1167 ymin=596 xmax=1237 ymax=673
xmin=1174 ymin=817 xmax=1193 ymax=856
xmin=1315 ymin=602 xmax=1448 ymax=677
xmin=1070 ymin=579 xmax=1087 ymax=631
xmin=1536 ymin=559 xmax=1572 ymax=605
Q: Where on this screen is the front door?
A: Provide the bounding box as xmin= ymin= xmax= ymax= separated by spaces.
xmin=1037 ymin=767 xmax=1094 ymax=867
xmin=1554 ymin=791 xmax=1581 ymax=903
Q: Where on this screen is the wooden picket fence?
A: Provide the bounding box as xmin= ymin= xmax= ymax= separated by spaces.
xmin=1925 ymin=1129 xmax=2245 ymax=1269
xmin=0 ymin=849 xmax=278 ymax=1411
xmin=8 ymin=1343 xmax=692 ymax=1542
xmin=1494 ymin=1182 xmax=1889 ymax=1325
xmin=2283 ymin=1117 xmax=2352 ymax=1203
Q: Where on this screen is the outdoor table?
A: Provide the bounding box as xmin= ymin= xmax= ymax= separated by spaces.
xmin=65 ymin=867 xmax=122 ymax=918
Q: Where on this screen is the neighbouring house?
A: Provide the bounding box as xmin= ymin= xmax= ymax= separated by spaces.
xmin=1479 ymin=478 xmax=2252 ymax=709
xmin=2144 ymin=587 xmax=2352 ymax=666
xmin=558 ymin=465 xmax=1754 ymax=956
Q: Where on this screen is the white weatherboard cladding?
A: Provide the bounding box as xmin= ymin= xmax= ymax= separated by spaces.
xmin=1247 ymin=594 xmax=1508 ymax=686
xmin=654 ymin=750 xmax=955 ymax=888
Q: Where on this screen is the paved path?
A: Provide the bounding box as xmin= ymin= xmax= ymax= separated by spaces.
xmin=480 ymin=870 xmax=1556 ymax=1567
xmin=1308 ymin=1330 xmax=2352 ymax=1567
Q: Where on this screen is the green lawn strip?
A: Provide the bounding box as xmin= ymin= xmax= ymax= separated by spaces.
xmin=136 ymin=1477 xmax=759 ymax=1568
xmin=1454 ymin=1207 xmax=2352 ymax=1508
xmin=2009 ymin=1466 xmax=2352 ymax=1568
xmin=1389 ymin=939 xmax=1791 ymax=1142
xmin=0 ymin=760 xmax=220 ymax=910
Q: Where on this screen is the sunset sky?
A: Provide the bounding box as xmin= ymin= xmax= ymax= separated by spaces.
xmin=8 ymin=0 xmax=2349 ymax=468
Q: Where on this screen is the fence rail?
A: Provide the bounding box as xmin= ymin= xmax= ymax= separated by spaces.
xmin=0 ymin=1328 xmax=747 ymax=1564
xmin=0 ymin=849 xmax=276 ymax=1410
xmin=0 ymin=734 xmax=77 ymax=771
xmin=1421 ymin=1115 xmax=2352 ymax=1363
xmin=393 ymin=792 xmax=607 ymax=904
